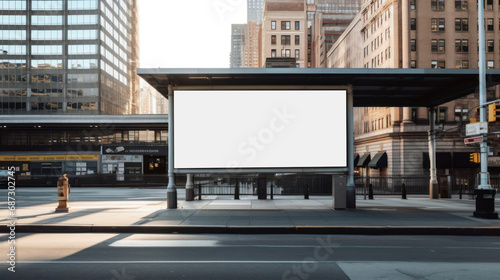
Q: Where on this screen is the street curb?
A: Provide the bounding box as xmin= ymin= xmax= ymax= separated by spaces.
xmin=3 ymin=225 xmax=500 ymax=236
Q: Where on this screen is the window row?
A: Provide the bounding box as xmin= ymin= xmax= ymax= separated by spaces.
xmin=68 ymin=14 xmax=98 ymax=25
xmin=68 ymin=29 xmax=98 ymax=40
xmin=270 ymin=35 xmax=300 ymax=45
xmin=0 ymin=45 xmax=25 ymax=55
xmin=426 ymin=60 xmax=495 ymax=69
xmin=411 ymin=39 xmax=500 ymax=53
xmin=1 ymin=15 xmax=98 ymax=26
xmin=410 ymin=0 xmax=468 ymax=10
xmin=0 ymin=15 xmax=26 ymax=25
xmin=0 ymin=60 xmax=26 ymax=69
xmin=0 ymin=0 xmax=98 ymax=10
xmin=0 ymin=44 xmax=97 ymax=56
xmin=32 ymin=0 xmax=63 ymax=11
xmin=0 ymin=73 xmax=97 ymax=84
xmin=270 ymin=49 xmax=301 ymax=59
xmin=270 ymin=21 xmax=300 ymax=31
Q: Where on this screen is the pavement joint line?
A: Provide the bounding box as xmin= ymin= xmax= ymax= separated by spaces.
xmin=8 ymin=260 xmax=338 ymax=264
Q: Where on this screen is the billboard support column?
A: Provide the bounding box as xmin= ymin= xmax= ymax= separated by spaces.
xmin=167 ymin=84 xmax=177 ymax=209
xmin=428 ymin=106 xmax=439 ymax=199
xmin=185 ymin=174 xmax=194 ymax=201
xmin=346 ymin=85 xmax=356 ymax=209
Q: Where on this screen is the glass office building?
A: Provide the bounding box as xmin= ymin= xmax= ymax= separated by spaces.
xmin=0 ymin=0 xmax=139 ymax=115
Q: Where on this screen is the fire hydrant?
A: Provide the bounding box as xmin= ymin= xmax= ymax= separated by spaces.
xmin=55 ymin=174 xmax=70 ymax=212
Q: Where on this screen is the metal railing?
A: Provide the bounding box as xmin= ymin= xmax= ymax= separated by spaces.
xmin=354 ymin=176 xmax=430 ymax=195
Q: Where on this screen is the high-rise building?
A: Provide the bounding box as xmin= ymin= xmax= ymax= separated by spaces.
xmin=230 ymin=24 xmax=245 ymax=68
xmin=0 ymin=0 xmax=140 ymax=115
xmin=261 ymin=0 xmax=308 ymax=68
xmin=247 ymin=0 xmax=265 ymax=24
xmin=307 ymin=0 xmax=361 ymax=68
xmin=243 ymin=21 xmax=260 ymax=68
xmin=327 ymin=0 xmax=500 ymax=177
xmin=140 ymin=84 xmax=167 ymax=115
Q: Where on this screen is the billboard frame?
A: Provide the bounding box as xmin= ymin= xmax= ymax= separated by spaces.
xmin=170 ymin=85 xmax=351 ymax=175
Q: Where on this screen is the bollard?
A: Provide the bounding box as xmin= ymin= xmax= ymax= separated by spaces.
xmin=198 ymin=184 xmax=202 ymax=200
xmin=459 ymin=182 xmax=463 ymax=200
xmin=270 ymin=182 xmax=274 ymax=200
xmin=368 ymin=183 xmax=374 ymax=200
xmin=304 ymin=183 xmax=310 ymax=199
xmin=401 ymin=183 xmax=407 ymax=199
xmin=234 ymin=179 xmax=240 ymax=200
xmin=55 ymin=174 xmax=70 ymax=212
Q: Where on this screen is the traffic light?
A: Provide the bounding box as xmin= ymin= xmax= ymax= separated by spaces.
xmin=488 ymin=103 xmax=500 ymax=122
xmin=469 ymin=152 xmax=480 ymax=163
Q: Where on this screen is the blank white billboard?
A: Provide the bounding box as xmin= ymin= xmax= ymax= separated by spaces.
xmin=174 ymin=90 xmax=346 ymax=169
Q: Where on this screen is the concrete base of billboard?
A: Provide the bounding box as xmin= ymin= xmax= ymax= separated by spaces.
xmin=333 ymin=175 xmax=347 ymax=210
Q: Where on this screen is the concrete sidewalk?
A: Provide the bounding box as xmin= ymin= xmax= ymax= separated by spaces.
xmin=1 ymin=188 xmax=499 ymax=235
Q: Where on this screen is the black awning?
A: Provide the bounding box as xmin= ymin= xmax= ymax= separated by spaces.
xmin=423 ymin=152 xmax=453 ymax=169
xmin=368 ymin=152 xmax=388 ymax=168
xmin=453 ymin=152 xmax=480 ymax=168
xmin=353 ymin=154 xmax=360 ymax=167
xmin=356 ymin=154 xmax=371 ymax=167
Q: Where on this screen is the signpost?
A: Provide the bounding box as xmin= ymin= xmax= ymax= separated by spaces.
xmin=464 ymin=136 xmax=484 ymax=145
xmin=465 ymin=122 xmax=488 ymax=136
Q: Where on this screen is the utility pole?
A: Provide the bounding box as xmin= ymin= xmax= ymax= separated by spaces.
xmin=474 ymin=0 xmax=498 ymax=219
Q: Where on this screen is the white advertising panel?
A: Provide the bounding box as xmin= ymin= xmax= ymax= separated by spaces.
xmin=174 ymin=90 xmax=347 ymax=169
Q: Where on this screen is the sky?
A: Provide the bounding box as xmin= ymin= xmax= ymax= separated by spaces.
xmin=139 ymin=0 xmax=247 ymax=69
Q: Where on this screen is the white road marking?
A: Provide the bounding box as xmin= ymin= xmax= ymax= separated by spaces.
xmin=8 ymin=260 xmax=329 ymax=264
xmin=108 ymin=240 xmax=500 ymax=250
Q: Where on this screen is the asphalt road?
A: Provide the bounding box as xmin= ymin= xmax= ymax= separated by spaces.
xmin=1 ymin=233 xmax=500 ymax=280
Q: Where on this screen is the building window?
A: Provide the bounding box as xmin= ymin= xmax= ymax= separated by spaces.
xmin=271 ymin=49 xmax=276 ymax=57
xmin=295 ymin=21 xmax=300 ymax=30
xmin=296 ymin=63 xmax=300 ymax=68
xmin=455 ymin=60 xmax=469 ymax=68
xmin=487 ymin=40 xmax=494 ymax=52
xmin=410 ymin=0 xmax=416 ymax=9
xmin=438 ymin=39 xmax=445 ymax=53
xmin=487 ymin=18 xmax=494 ymax=31
xmin=410 ymin=18 xmax=416 ymax=30
xmin=410 ymin=39 xmax=416 ymax=51
xmin=455 ymin=18 xmax=468 ymax=31
xmin=271 ymin=21 xmax=276 ymax=30
xmin=438 ymin=107 xmax=447 ymax=123
xmin=295 ymin=35 xmax=300 ymax=45
xmin=487 ymin=0 xmax=493 ymax=9
xmin=281 ymin=49 xmax=291 ymax=57
xmin=487 ymin=60 xmax=494 ymax=69
xmin=431 ymin=18 xmax=445 ymax=32
xmin=455 ymin=107 xmax=469 ymax=122
xmin=431 ymin=39 xmax=438 ymax=52
xmin=431 ymin=60 xmax=445 ymax=68
xmin=455 ymin=39 xmax=468 ymax=52
xmin=281 ymin=35 xmax=290 ymax=45
xmin=271 ymin=35 xmax=276 ymax=45
xmin=281 ymin=21 xmax=291 ymax=30
xmin=431 ymin=0 xmax=445 ymax=10
xmin=455 ymin=0 xmax=468 ymax=10
xmin=295 ymin=49 xmax=300 ymax=59
xmin=411 ymin=108 xmax=418 ymax=122
xmin=411 ymin=60 xmax=417 ymax=68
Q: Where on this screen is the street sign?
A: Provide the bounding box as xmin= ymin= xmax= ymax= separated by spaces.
xmin=464 ymin=136 xmax=484 ymax=144
xmin=466 ymin=122 xmax=488 ymax=136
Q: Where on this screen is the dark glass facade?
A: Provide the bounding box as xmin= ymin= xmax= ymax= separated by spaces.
xmin=0 ymin=0 xmax=139 ymax=115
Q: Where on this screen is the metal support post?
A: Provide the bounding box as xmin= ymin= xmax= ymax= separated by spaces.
xmin=167 ymin=84 xmax=177 ymax=209
xmin=428 ymin=107 xmax=439 ymax=199
xmin=474 ymin=1 xmax=498 ymax=218
xmin=185 ymin=174 xmax=194 ymax=201
xmin=234 ymin=178 xmax=240 ymax=200
xmin=346 ymin=85 xmax=356 ymax=208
